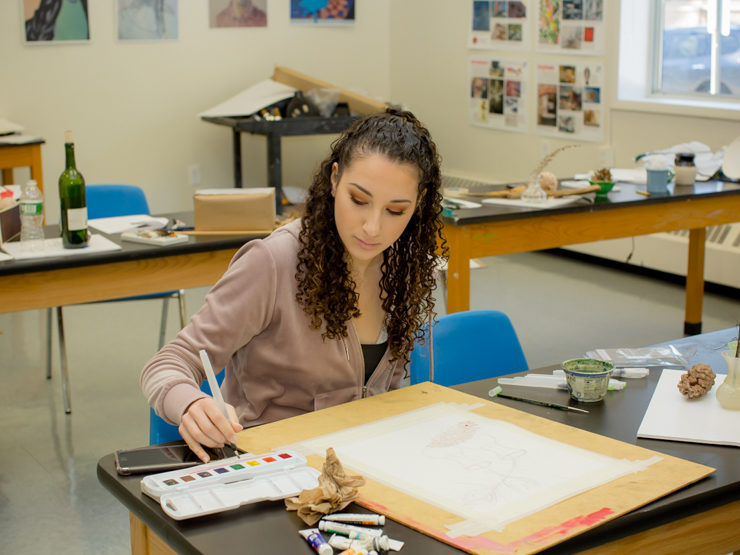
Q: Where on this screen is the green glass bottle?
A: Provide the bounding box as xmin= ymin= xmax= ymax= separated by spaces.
xmin=59 ymin=130 xmax=88 ymax=248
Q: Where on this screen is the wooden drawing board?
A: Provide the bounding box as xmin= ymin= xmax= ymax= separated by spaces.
xmin=235 ymin=382 xmax=714 ymax=554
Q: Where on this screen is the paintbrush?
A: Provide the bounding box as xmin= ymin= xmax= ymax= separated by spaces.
xmin=199 ymin=349 xmax=240 ymax=456
xmin=488 ymin=385 xmax=589 ymax=413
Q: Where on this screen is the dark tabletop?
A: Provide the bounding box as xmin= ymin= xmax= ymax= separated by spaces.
xmin=441 ymin=180 xmax=740 ymax=226
xmin=0 ymin=212 xmax=265 ymax=277
xmin=98 ymin=329 xmax=740 ymax=555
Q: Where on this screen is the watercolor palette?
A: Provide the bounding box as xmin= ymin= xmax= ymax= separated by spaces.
xmin=140 ymin=450 xmax=320 ymax=520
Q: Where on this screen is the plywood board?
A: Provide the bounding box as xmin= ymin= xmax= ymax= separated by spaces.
xmin=236 ymin=382 xmax=714 ymax=554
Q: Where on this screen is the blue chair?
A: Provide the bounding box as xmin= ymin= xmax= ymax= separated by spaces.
xmin=409 ymin=310 xmax=528 ymax=387
xmin=149 ymin=369 xmax=225 ymax=445
xmin=46 ymin=185 xmax=186 ymax=414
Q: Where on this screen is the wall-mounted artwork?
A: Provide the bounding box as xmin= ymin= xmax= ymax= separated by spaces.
xmin=469 ymin=56 xmax=528 ymax=132
xmin=117 ymin=0 xmax=178 ymax=40
xmin=538 ymin=0 xmax=605 ymax=55
xmin=23 ymin=0 xmax=90 ymax=43
xmin=209 ymin=0 xmax=267 ymax=28
xmin=536 ymin=61 xmax=604 ymax=141
xmin=291 ymin=0 xmax=354 ymax=25
xmin=469 ymin=0 xmax=530 ymax=51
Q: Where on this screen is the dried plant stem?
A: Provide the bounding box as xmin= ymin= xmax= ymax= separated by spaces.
xmin=529 ymin=144 xmax=581 ymax=180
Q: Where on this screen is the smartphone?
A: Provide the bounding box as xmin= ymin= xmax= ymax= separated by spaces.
xmin=114 ymin=442 xmax=230 ymax=476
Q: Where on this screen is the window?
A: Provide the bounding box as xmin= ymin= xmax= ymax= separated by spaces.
xmin=654 ymin=0 xmax=740 ymax=97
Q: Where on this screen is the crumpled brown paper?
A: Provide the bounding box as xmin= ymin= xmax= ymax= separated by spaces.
xmin=285 ymin=447 xmax=365 ymax=525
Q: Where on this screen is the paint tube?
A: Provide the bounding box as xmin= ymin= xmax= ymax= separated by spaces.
xmin=298 ymin=528 xmax=332 ymax=555
xmin=328 ymin=532 xmax=395 ymax=553
xmin=318 ymin=520 xmax=382 ymax=538
xmin=322 ymin=513 xmax=386 ymax=526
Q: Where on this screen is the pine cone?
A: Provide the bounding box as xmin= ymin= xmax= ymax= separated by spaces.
xmin=677 ymin=363 xmax=716 ymax=399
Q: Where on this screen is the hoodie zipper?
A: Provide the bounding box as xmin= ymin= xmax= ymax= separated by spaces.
xmin=342 ymin=336 xmax=368 ymax=399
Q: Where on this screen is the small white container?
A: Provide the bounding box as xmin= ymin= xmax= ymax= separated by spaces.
xmin=562 ymin=358 xmax=614 ymax=402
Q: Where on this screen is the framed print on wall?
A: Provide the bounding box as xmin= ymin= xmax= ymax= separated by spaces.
xmin=117 ymin=0 xmax=178 ymax=41
xmin=290 ymin=0 xmax=355 ymax=25
xmin=23 ymin=0 xmax=90 ymax=43
xmin=209 ymin=0 xmax=267 ymax=28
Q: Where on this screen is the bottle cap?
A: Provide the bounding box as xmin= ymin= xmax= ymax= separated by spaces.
xmin=675 ymin=152 xmax=695 ymax=164
xmin=64 ymin=130 xmax=73 ymax=142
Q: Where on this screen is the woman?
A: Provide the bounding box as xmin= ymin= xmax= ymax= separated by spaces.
xmin=140 ymin=109 xmax=446 ymax=462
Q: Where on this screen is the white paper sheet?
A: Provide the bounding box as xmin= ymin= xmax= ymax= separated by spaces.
xmin=88 ymin=215 xmax=168 ymax=234
xmin=198 ymin=79 xmax=297 ymax=118
xmin=1 ymin=234 xmax=121 ymax=260
xmin=481 ymin=196 xmax=583 ymax=209
xmin=637 ymin=369 xmax=740 ymax=447
xmin=295 ymin=403 xmax=656 ymax=535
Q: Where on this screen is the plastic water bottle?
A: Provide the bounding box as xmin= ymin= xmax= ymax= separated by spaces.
xmin=20 ymin=179 xmax=45 ymax=250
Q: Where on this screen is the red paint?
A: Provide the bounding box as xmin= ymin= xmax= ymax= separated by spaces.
xmin=357 ymin=500 xmax=615 ymax=554
xmin=278 ymin=453 xmax=292 ymax=459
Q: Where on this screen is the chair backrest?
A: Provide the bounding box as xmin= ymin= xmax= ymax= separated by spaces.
xmin=86 ymin=184 xmax=150 ymax=219
xmin=149 ymin=369 xmax=225 ymax=445
xmin=409 ymin=310 xmax=528 ymax=387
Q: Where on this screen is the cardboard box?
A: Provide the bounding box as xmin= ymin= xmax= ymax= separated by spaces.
xmin=0 ymin=201 xmax=21 ymax=245
xmin=193 ymin=188 xmax=275 ymax=234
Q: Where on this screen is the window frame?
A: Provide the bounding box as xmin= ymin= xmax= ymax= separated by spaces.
xmin=616 ymin=0 xmax=740 ymax=119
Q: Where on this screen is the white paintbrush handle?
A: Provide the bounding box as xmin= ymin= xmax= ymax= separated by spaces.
xmin=199 ymin=349 xmax=229 ymax=420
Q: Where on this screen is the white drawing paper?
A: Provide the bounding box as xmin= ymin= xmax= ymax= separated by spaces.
xmin=296 ymin=403 xmax=657 ymax=535
xmin=470 ymin=57 xmax=528 ymax=133
xmin=470 ymin=1 xmax=530 ymax=50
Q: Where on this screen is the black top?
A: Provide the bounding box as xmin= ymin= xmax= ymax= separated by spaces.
xmin=361 ymin=341 xmax=388 ymax=384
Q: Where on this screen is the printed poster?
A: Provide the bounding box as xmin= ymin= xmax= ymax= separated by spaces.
xmin=23 ymin=0 xmax=90 ymax=42
xmin=470 ymin=57 xmax=528 ymax=133
xmin=535 ymin=61 xmax=603 ymax=141
xmin=290 ymin=0 xmax=355 ymax=25
xmin=117 ymin=0 xmax=178 ymax=40
xmin=209 ymin=0 xmax=267 ymax=27
xmin=538 ymin=0 xmax=605 ymax=55
xmin=470 ymin=1 xmax=530 ymax=50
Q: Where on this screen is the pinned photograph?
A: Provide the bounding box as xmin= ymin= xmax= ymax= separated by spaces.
xmin=559 ymin=85 xmax=582 ymax=111
xmin=489 ymin=79 xmax=504 ymax=114
xmin=505 ymin=97 xmax=519 ymax=114
xmin=209 ymin=0 xmax=267 ymax=28
xmin=584 ymin=86 xmax=600 ymax=103
xmin=562 ymin=0 xmax=583 ymax=20
xmin=493 ymin=1 xmax=508 ymax=17
xmin=472 ymin=1 xmax=491 ymax=31
xmin=24 ymin=0 xmax=90 ymax=42
xmin=584 ymin=0 xmax=603 ymax=20
xmin=506 ymin=80 xmax=521 ymax=97
xmin=560 ymin=25 xmax=582 ymax=49
xmin=584 ymin=109 xmax=600 ymax=127
xmin=471 ymin=77 xmax=489 ymax=99
xmin=584 ymin=26 xmax=594 ymax=42
xmin=508 ymin=23 xmax=523 ymax=41
xmin=539 ymin=0 xmax=559 ymax=45
xmin=559 ymin=65 xmax=576 ymax=84
xmin=508 ymin=1 xmax=526 ymax=18
xmin=558 ymin=114 xmax=576 ymax=133
xmin=492 ymin=22 xmax=507 ymax=40
xmin=489 ymin=61 xmax=505 ymax=78
xmin=537 ymin=84 xmax=557 ymax=126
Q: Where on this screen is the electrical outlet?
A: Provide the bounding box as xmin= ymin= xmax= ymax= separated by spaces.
xmin=598 ymin=147 xmax=614 ymax=168
xmin=188 ymin=164 xmax=201 ymax=187
xmin=540 ymin=140 xmax=551 ymax=159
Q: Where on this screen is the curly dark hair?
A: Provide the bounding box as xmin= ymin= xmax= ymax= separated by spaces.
xmin=296 ymin=108 xmax=447 ymax=366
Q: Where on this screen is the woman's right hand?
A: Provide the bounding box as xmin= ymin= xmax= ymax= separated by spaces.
xmin=179 ymin=397 xmax=242 ymax=462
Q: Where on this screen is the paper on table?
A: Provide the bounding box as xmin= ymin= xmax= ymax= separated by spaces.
xmin=637 ymin=369 xmax=740 ymax=447
xmin=0 ymin=118 xmax=24 ymax=135
xmin=0 ymin=135 xmax=44 ymax=145
xmin=199 ymin=79 xmax=297 ymax=118
xmin=481 ymin=196 xmax=583 ymax=209
xmin=1 ymin=234 xmax=121 ymax=260
xmin=88 ymin=214 xmax=168 ymax=234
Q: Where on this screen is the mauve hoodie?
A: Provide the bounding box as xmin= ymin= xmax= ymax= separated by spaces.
xmin=140 ymin=219 xmax=405 ymax=428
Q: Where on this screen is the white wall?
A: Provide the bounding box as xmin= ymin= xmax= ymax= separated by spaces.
xmin=389 ymin=1 xmax=740 ymax=182
xmin=1 ymin=2 xmax=391 ymax=220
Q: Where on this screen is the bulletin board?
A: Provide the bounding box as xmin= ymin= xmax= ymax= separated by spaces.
xmin=236 ymin=382 xmax=714 ymax=555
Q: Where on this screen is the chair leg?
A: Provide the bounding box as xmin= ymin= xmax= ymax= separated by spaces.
xmin=56 ymin=307 xmax=72 ymax=414
xmin=46 ymin=307 xmax=53 ymax=380
xmin=158 ymin=297 xmax=169 ymax=351
xmin=177 ymin=289 xmax=186 ymax=328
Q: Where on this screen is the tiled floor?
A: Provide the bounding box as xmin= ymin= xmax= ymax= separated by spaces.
xmin=1 ymin=251 xmax=738 ymax=554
